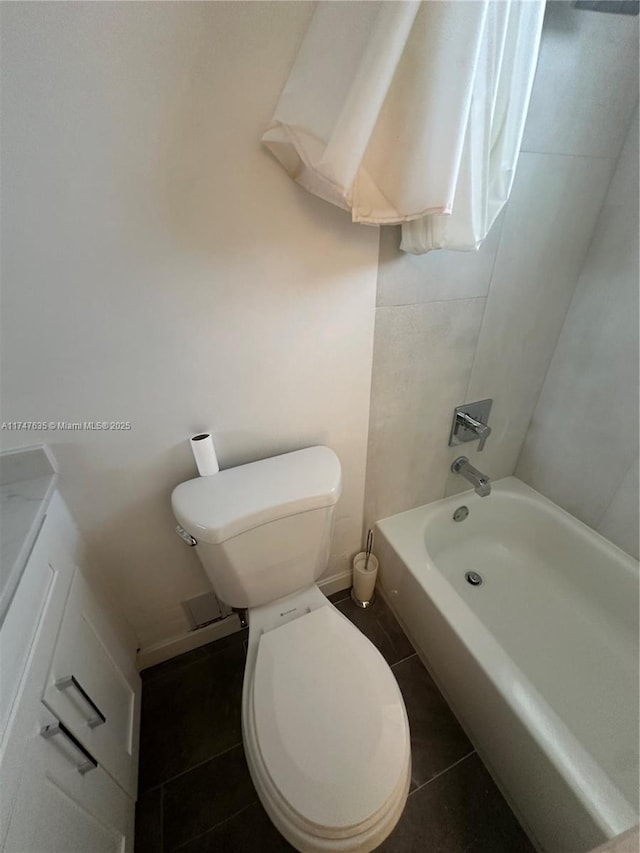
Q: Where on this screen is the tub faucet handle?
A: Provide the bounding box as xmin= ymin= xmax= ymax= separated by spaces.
xmin=449 ymin=399 xmax=493 ymax=452
xmin=458 ymin=411 xmax=491 ymax=451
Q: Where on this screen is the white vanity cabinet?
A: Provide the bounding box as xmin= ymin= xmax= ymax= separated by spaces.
xmin=0 ymin=489 xmax=140 ymax=853
xmin=42 ymin=570 xmax=140 ymax=798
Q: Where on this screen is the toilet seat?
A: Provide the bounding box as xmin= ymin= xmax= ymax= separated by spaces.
xmin=244 ymin=602 xmax=411 ymax=851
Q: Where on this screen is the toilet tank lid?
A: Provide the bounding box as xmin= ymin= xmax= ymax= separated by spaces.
xmin=171 ymin=446 xmax=342 ymax=545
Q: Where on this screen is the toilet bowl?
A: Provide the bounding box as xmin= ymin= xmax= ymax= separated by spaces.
xmin=243 ymin=585 xmax=411 ymax=852
xmin=171 ymin=446 xmax=411 ymax=851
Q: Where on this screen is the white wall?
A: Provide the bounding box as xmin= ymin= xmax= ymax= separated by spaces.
xmin=365 ymin=2 xmax=638 ymax=529
xmin=517 ymin=111 xmax=639 ymax=559
xmin=0 ymin=2 xmax=380 ymax=651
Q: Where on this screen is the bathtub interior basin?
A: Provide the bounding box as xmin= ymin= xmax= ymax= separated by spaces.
xmin=375 ymin=476 xmax=639 ymax=853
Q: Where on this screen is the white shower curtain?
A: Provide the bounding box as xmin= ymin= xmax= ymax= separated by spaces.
xmin=262 ymin=0 xmax=545 ymax=253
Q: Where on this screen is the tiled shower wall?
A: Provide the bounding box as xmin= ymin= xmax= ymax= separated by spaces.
xmin=364 ymin=2 xmax=639 ymax=530
xmin=517 ymin=110 xmax=639 ymax=559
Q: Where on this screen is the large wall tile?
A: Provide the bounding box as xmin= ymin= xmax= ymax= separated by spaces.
xmin=445 ymin=150 xmax=614 ymax=495
xmin=367 ymin=7 xmax=637 ymax=528
xmin=597 ymin=463 xmax=639 ymax=561
xmin=365 ymin=298 xmax=485 ymax=528
xmin=522 ymin=1 xmax=639 ymax=158
xmin=516 ymin=117 xmax=639 ymax=537
xmin=377 ymin=214 xmax=503 ymax=307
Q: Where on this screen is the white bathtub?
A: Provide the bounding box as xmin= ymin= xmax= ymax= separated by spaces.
xmin=375 ymin=477 xmax=639 ymax=853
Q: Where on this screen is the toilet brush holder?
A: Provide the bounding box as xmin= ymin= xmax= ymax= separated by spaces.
xmin=350 ymin=551 xmax=379 ymax=609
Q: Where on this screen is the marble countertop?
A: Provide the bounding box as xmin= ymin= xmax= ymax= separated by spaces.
xmin=0 ymin=447 xmax=57 ymax=624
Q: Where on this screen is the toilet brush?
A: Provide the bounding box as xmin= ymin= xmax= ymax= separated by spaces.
xmin=351 ymin=529 xmax=378 ymax=608
xmin=364 ymin=528 xmax=373 ymax=572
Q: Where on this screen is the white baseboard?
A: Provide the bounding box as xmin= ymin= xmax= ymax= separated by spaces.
xmin=136 ymin=569 xmax=353 ymax=671
xmin=317 ymin=568 xmax=353 ymax=598
xmin=136 ymin=613 xmax=244 ymax=670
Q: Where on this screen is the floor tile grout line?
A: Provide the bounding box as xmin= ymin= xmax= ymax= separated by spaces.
xmin=160 ymin=783 xmax=164 ymax=853
xmin=141 ymin=779 xmax=164 ymax=795
xmin=169 ymin=799 xmax=258 ymax=852
xmin=141 ymin=633 xmax=248 ymax=683
xmin=145 ymin=739 xmax=245 ymax=792
xmin=408 ymin=749 xmax=476 ymax=798
xmin=390 ymin=651 xmax=417 ymax=669
xmin=141 ymin=651 xmax=215 ymax=684
xmin=328 ymin=591 xmax=351 ymax=603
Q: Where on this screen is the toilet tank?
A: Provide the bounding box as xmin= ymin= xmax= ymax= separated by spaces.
xmin=171 ymin=447 xmax=342 ymax=609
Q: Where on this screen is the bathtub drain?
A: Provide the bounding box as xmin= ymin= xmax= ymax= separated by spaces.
xmin=465 ymin=571 xmax=483 ymax=586
xmin=453 ymin=506 xmax=469 ymax=522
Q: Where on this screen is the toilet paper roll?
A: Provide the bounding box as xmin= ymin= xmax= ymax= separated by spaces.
xmin=190 ymin=433 xmax=219 ymax=476
xmin=352 ymin=551 xmax=379 ymax=605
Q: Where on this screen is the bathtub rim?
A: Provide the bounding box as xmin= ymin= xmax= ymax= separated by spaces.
xmin=378 ymin=475 xmax=638 ymax=571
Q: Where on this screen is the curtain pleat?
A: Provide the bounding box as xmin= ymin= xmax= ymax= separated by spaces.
xmin=263 ymin=0 xmax=545 ymax=253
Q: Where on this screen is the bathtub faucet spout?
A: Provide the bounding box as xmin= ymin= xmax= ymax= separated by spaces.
xmin=451 ymin=456 xmax=491 ymax=497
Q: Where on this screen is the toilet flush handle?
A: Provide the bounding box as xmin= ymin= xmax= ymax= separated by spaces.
xmin=176 ymin=524 xmax=197 ymax=546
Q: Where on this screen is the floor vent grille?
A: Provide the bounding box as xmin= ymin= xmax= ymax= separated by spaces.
xmin=182 ymin=591 xmax=232 ymax=630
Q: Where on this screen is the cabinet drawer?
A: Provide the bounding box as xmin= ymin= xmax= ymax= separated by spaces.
xmin=2 ymin=703 xmax=133 ymax=853
xmin=43 ymin=571 xmax=139 ymax=798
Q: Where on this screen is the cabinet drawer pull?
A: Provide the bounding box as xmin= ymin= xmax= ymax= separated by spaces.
xmin=55 ymin=675 xmax=106 ymax=728
xmin=41 ymin=720 xmax=98 ymax=774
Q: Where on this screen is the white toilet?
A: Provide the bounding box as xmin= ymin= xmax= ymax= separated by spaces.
xmin=171 ymin=446 xmax=411 ymax=853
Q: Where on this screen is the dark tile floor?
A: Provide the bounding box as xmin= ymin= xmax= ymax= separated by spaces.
xmin=136 ymin=590 xmax=535 ymax=853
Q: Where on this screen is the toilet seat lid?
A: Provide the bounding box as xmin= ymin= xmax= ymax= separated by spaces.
xmin=252 ymin=605 xmax=409 ymax=830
